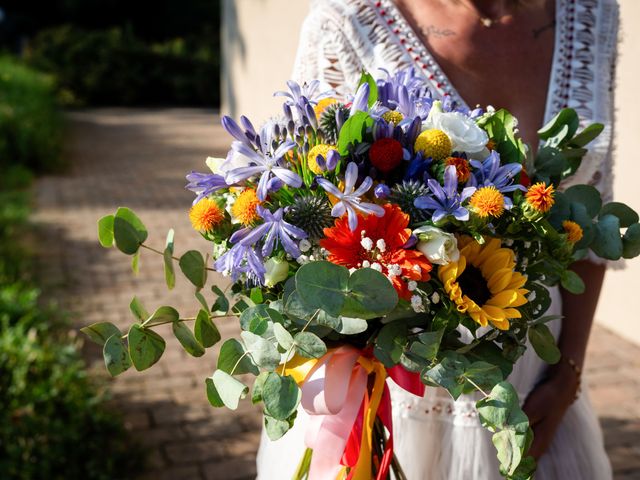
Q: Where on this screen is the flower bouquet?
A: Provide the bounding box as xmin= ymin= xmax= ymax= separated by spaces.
xmin=85 ymin=68 xmax=640 ymax=480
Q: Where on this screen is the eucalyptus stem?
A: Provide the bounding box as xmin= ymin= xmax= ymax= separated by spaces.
xmin=292 ymin=448 xmax=313 ymax=480
xmin=281 ymin=309 xmax=320 ymax=374
xmin=463 ymin=375 xmax=490 ymax=398
xmin=140 ymin=243 xmax=217 ymax=272
xmin=230 ymin=351 xmax=251 ymax=376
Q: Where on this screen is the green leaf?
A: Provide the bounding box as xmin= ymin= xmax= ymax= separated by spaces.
xmin=163 ymin=229 xmax=175 ymax=290
xmin=264 ymin=413 xmax=296 ymax=441
xmin=591 ymin=214 xmax=623 ymax=260
xmin=129 ymin=296 xmax=149 ymax=322
xmin=250 ymin=287 xmax=264 ymax=304
xmin=128 ymin=324 xmax=166 ymax=371
xmin=195 ymin=291 xmax=208 ymax=311
xmin=262 ymin=373 xmax=301 ymax=420
xmin=358 ymin=71 xmax=378 ymax=107
xmin=476 ymin=381 xmax=529 ymax=433
xmin=374 ymin=322 xmax=407 ymax=367
xmin=205 ymin=377 xmax=224 ymax=407
xmin=251 ymin=371 xmax=270 ymax=404
xmin=570 ymin=122 xmax=604 ymax=147
xmin=337 ymin=111 xmax=374 ymax=156
xmin=240 ymin=305 xmax=282 ymax=336
xmin=538 ymin=108 xmax=579 ymax=142
xmin=296 ymin=261 xmax=349 ymax=317
xmin=342 ymin=268 xmax=399 ymax=319
xmin=211 ymin=285 xmax=229 ymax=313
xmin=414 ymin=329 xmax=445 ymax=361
xmin=528 ymin=324 xmax=561 ymax=364
xmin=478 ymin=109 xmax=526 ymax=164
xmin=173 ymin=321 xmax=206 ymax=357
xmin=103 ymin=334 xmax=132 ymax=376
xmin=97 ymin=215 xmax=115 ymax=248
xmin=564 ymin=185 xmax=602 ymax=219
xmin=232 ymin=297 xmax=254 ymax=315
xmin=241 ymin=331 xmax=281 ymax=370
xmin=131 ymin=250 xmax=140 ymax=274
xmin=423 ymin=352 xmax=470 ymax=399
xmin=294 ymin=332 xmax=327 ymax=359
xmin=81 ymin=322 xmax=121 ymax=346
xmin=463 ymin=361 xmax=504 ymax=393
xmin=211 ymin=370 xmax=248 ymax=410
xmin=534 ymin=147 xmax=569 ymax=179
xmin=194 ymin=309 xmax=221 ymax=348
xmin=143 ymin=306 xmax=179 ymax=327
xmin=599 ymin=202 xmax=639 ymax=228
xmin=492 ymin=429 xmax=528 ymax=477
xmin=273 ymin=322 xmax=294 ymax=350
xmin=113 ymin=207 xmax=148 ymax=255
xmin=336 ymin=316 xmax=368 ymax=335
xmin=560 ymin=270 xmax=585 ymax=295
xmin=623 ymin=223 xmax=640 ymax=259
xmin=217 ymin=338 xmax=259 ymax=375
xmin=179 ymin=250 xmax=207 ymax=289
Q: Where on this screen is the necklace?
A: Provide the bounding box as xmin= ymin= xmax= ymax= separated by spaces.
xmin=457 ymin=0 xmax=513 ymax=28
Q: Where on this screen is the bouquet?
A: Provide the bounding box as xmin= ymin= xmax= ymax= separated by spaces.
xmin=84 ymin=68 xmax=640 ymax=480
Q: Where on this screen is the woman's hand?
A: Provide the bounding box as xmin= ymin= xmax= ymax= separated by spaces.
xmin=522 ymin=362 xmax=580 ymax=459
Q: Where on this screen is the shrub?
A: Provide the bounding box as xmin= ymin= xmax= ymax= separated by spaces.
xmin=0 ymin=57 xmax=64 ymax=172
xmin=27 ymin=25 xmax=220 ymax=107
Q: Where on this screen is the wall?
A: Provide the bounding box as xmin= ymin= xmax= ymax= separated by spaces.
xmin=221 ymin=0 xmax=640 ymax=345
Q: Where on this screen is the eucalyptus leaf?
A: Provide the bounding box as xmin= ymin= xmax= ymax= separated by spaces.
xmin=342 ymin=268 xmax=399 ymax=319
xmin=599 ymin=202 xmax=639 ymax=228
xmin=97 ymin=215 xmax=115 ymax=248
xmin=128 ymin=324 xmax=166 ymax=371
xmin=173 ymin=321 xmax=205 ymax=357
xmin=163 ymin=229 xmax=175 ymax=290
xmin=295 ymin=261 xmax=349 ymax=317
xmin=143 ymin=306 xmax=179 ymax=327
xmin=264 ymin=413 xmax=295 ymax=441
xmin=205 ymin=377 xmax=224 ymax=407
xmin=336 ymin=316 xmax=368 ymax=335
xmin=211 ymin=285 xmax=230 ymax=313
xmin=294 ymin=332 xmax=327 ymax=359
xmin=591 ymin=214 xmax=623 ymax=260
xmin=241 ymin=331 xmax=281 ymax=371
xmin=476 ymin=381 xmax=529 ymax=433
xmin=217 ymin=338 xmax=259 ymax=375
xmin=560 ymin=270 xmax=586 ymax=295
xmin=194 ymin=309 xmax=221 ymax=348
xmin=252 ymin=371 xmax=270 ymax=404
xmin=103 ymin=334 xmax=132 ymax=376
xmin=463 ymin=361 xmax=504 ymax=394
xmin=240 ymin=305 xmax=282 ymax=336
xmin=211 ymin=370 xmax=248 ymax=410
xmin=81 ymin=321 xmax=121 ymax=346
xmin=415 ymin=329 xmax=445 ymax=361
xmin=129 ymin=296 xmax=149 ymax=322
xmin=423 ymin=352 xmax=470 ymax=399
xmin=623 ymin=223 xmax=640 ymax=259
xmin=564 ymin=185 xmax=602 ymax=219
xmin=273 ymin=322 xmax=295 ymax=350
xmin=528 ymin=324 xmax=561 ymax=364
xmin=179 ymin=250 xmax=207 ymax=289
xmin=113 ymin=207 xmax=148 ymax=255
xmin=262 ymin=373 xmax=301 ymax=420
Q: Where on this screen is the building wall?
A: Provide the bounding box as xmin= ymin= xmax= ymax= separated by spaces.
xmin=222 ymin=0 xmax=640 ymax=345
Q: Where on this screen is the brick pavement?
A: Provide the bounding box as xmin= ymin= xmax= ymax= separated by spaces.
xmin=33 ymin=109 xmax=640 ymax=480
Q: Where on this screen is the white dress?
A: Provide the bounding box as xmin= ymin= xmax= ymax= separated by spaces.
xmin=256 ymin=1 xmax=618 ymax=478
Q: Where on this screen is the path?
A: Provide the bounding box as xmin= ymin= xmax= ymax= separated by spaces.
xmin=33 ymin=109 xmax=640 ymax=480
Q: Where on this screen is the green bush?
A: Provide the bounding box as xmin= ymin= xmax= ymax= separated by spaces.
xmin=0 ymin=57 xmax=64 ymax=172
xmin=0 ymin=177 xmax=144 ymax=480
xmin=27 ymin=25 xmax=220 ymax=106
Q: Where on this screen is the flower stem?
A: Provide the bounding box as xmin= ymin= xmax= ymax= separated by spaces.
xmin=140 ymin=243 xmax=217 ymax=272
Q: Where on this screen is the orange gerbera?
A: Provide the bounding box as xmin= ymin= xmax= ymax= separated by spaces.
xmin=320 ymin=204 xmax=432 ymax=299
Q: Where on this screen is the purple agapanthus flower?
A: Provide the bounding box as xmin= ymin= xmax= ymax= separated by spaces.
xmin=469 ymin=151 xmax=526 ymax=208
xmin=224 ymin=141 xmax=301 ymax=201
xmin=415 ymin=165 xmax=476 ymax=223
xmin=274 ymin=80 xmax=332 ymax=107
xmin=185 ymin=172 xmax=228 ymax=205
xmin=349 ymin=82 xmax=370 ymax=116
xmin=214 ymin=244 xmax=266 ymax=285
xmin=377 ymin=67 xmax=430 ymax=109
xmin=317 ymin=162 xmax=385 ymax=231
xmin=230 ymin=206 xmax=307 ymax=258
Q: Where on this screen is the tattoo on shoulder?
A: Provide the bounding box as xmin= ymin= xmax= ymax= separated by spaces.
xmin=420 ymin=25 xmax=456 ymax=39
xmin=532 ymin=19 xmax=556 ymax=39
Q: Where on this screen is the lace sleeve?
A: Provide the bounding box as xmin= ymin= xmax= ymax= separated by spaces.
xmin=291 ymin=1 xmax=365 ymax=99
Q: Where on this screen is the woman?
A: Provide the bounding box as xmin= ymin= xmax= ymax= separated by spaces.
xmin=257 ymin=1 xmax=617 ymax=478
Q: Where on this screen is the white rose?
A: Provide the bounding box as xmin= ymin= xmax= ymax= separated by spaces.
xmin=423 ymin=101 xmax=488 ymax=154
xmin=264 ymin=257 xmax=290 ymax=287
xmin=414 ymin=226 xmax=460 ymax=265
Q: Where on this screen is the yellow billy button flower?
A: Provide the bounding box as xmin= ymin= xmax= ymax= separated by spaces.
xmin=563 ymin=220 xmax=584 ymax=243
xmin=382 ymin=110 xmax=404 ymax=125
xmin=314 ymin=97 xmax=338 ymax=118
xmin=189 ymin=198 xmax=224 ymax=232
xmin=525 ymin=182 xmax=555 ymax=213
xmin=438 ymin=236 xmax=529 ymax=330
xmin=414 ymin=129 xmax=452 ymax=161
xmin=470 ymin=186 xmax=505 ymax=218
xmin=307 ymin=143 xmax=337 ymax=175
xmin=231 ymin=188 xmax=261 ymax=226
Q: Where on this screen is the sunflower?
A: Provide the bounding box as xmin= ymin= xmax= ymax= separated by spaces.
xmin=320 ymin=204 xmax=432 ymax=299
xmin=438 ymin=236 xmax=528 ymax=330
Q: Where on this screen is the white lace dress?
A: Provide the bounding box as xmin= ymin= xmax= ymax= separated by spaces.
xmin=256 ymin=1 xmax=618 ymax=478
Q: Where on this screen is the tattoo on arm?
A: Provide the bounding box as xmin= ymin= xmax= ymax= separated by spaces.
xmin=420 ymin=25 xmax=456 ymax=38
xmin=532 ymin=19 xmax=556 ymax=39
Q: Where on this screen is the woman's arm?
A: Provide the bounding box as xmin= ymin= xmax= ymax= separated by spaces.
xmin=523 ymin=259 xmax=606 ymax=459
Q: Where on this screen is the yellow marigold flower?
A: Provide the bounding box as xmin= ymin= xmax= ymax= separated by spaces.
xmin=231 ymin=188 xmax=261 ymax=225
xmin=438 ymin=236 xmax=529 ymax=330
xmin=382 ymin=110 xmax=404 ymax=125
xmin=563 ymin=220 xmax=584 ymax=243
xmin=470 ymin=186 xmax=505 ymax=218
xmin=189 ymin=198 xmax=224 ymax=232
xmin=525 ymin=182 xmax=555 ymax=213
xmin=314 ymin=97 xmax=338 ymax=118
xmin=307 ymin=144 xmax=337 ymax=175
xmin=445 ymin=156 xmax=471 ymax=183
xmin=414 ymin=129 xmax=452 ymax=161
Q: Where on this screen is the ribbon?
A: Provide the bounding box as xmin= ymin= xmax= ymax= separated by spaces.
xmin=281 ymin=347 xmax=424 ymax=480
